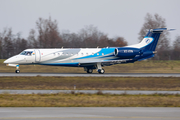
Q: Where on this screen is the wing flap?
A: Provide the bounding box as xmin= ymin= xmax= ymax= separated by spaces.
xmin=78 ymin=59 xmax=130 ymax=67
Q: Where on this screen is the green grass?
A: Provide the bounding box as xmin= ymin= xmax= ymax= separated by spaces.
xmin=1 ymin=59 xmax=180 ymax=73
xmin=0 ymin=93 xmax=180 ymax=107
xmin=0 ymin=77 xmax=180 ymax=90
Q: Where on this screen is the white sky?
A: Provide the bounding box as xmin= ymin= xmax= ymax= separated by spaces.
xmin=0 ymin=0 xmax=179 ymax=45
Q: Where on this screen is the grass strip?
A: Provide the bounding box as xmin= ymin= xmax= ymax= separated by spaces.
xmin=0 ymin=77 xmax=180 ymax=91
xmin=0 ymin=93 xmax=180 ymax=107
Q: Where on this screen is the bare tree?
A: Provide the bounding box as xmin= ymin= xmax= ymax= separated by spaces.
xmin=172 ymin=36 xmax=180 ymax=60
xmin=0 ymin=28 xmax=14 ymax=58
xmin=28 ymin=29 xmax=38 ymax=48
xmin=114 ymin=37 xmax=128 ymax=47
xmin=14 ymin=33 xmax=28 ymax=54
xmin=78 ymin=25 xmax=102 ymax=48
xmin=36 ymin=17 xmax=63 ymax=48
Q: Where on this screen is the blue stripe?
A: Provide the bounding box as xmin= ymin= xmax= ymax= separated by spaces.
xmin=74 ymin=48 xmax=115 ymax=60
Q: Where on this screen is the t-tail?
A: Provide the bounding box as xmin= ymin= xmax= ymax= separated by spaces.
xmin=126 ymin=28 xmax=175 ymax=61
xmin=140 ymin=28 xmax=175 ymax=51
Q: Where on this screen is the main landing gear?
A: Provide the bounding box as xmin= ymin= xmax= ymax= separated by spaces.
xmin=97 ymin=68 xmax=105 ymax=74
xmin=97 ymin=63 xmax=105 ymax=74
xmin=84 ymin=63 xmax=105 ymax=74
xmin=84 ymin=67 xmax=93 ymax=74
xmin=87 ymin=69 xmax=93 ymax=73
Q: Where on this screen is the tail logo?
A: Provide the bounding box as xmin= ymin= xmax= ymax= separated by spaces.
xmin=146 ymin=39 xmax=151 ymax=44
xmin=145 ymin=37 xmax=153 ymax=45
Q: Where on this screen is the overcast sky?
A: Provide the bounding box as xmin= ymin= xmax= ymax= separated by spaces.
xmin=0 ymin=0 xmax=179 ymax=45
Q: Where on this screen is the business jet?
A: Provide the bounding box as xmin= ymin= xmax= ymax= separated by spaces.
xmin=4 ymin=28 xmax=174 ymax=74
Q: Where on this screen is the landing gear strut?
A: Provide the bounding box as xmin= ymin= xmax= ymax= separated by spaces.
xmin=97 ymin=63 xmax=105 ymax=74
xmin=15 ymin=64 xmax=20 ymax=73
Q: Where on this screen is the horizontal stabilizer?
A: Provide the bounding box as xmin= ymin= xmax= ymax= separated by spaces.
xmin=151 ymin=28 xmax=175 ymax=32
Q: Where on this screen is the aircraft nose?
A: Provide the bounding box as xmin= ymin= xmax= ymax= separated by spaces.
xmin=4 ymin=57 xmax=14 ymax=64
xmin=3 ymin=59 xmax=9 ymax=64
xmin=3 ymin=55 xmax=19 ymax=64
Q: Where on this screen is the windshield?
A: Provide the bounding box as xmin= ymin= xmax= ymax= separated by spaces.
xmin=20 ymin=51 xmax=33 ymax=56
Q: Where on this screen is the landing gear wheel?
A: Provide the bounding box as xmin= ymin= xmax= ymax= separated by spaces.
xmin=98 ymin=69 xmax=105 ymax=74
xmin=15 ymin=70 xmax=20 ymax=73
xmin=87 ymin=69 xmax=93 ymax=73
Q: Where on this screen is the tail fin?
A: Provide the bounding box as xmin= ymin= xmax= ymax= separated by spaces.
xmin=127 ymin=28 xmax=175 ymax=51
xmin=140 ymin=28 xmax=175 ymax=51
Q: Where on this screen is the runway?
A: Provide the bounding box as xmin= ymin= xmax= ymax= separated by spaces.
xmin=0 ymin=107 xmax=179 ymax=120
xmin=0 ymin=73 xmax=180 ymax=77
xmin=1 ymin=90 xmax=180 ymax=95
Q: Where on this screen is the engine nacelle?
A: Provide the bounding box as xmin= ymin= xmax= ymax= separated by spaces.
xmin=114 ymin=47 xmax=141 ymax=59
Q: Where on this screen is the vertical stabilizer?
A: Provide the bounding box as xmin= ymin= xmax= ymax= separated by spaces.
xmin=127 ymin=28 xmax=175 ymax=51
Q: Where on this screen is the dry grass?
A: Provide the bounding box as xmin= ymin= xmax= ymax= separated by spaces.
xmin=0 ymin=77 xmax=180 ymax=90
xmin=1 ymin=59 xmax=180 ymax=73
xmin=0 ymin=93 xmax=180 ymax=107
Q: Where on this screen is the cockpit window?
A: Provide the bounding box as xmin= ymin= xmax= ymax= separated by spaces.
xmin=20 ymin=51 xmax=33 ymax=56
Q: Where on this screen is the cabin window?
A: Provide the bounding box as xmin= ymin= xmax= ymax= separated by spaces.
xmin=102 ymin=53 xmax=104 ymax=55
xmin=97 ymin=53 xmax=99 ymax=55
xmin=86 ymin=53 xmax=88 ymax=55
xmin=81 ymin=53 xmax=83 ymax=56
xmin=92 ymin=53 xmax=94 ymax=55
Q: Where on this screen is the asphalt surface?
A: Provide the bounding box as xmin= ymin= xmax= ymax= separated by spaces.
xmin=1 ymin=90 xmax=180 ymax=95
xmin=0 ymin=107 xmax=179 ymax=120
xmin=0 ymin=73 xmax=180 ymax=77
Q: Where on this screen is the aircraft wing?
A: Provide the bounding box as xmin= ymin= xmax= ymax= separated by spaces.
xmin=78 ymin=59 xmax=131 ymax=67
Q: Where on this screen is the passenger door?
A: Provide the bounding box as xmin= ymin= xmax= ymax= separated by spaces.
xmin=35 ymin=50 xmax=41 ymax=62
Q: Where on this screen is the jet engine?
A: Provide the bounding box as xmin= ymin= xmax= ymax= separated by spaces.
xmin=114 ymin=47 xmax=141 ymax=59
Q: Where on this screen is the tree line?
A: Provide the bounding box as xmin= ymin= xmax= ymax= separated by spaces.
xmin=0 ymin=14 xmax=179 ymax=60
xmin=0 ymin=17 xmax=127 ymax=59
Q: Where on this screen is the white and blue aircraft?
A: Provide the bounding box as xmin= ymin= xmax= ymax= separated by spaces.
xmin=4 ymin=28 xmax=174 ymax=74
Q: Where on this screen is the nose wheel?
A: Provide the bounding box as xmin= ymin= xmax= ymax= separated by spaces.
xmin=15 ymin=70 xmax=20 ymax=73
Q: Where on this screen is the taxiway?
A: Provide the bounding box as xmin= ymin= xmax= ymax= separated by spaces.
xmin=0 ymin=73 xmax=180 ymax=77
xmin=0 ymin=107 xmax=179 ymax=120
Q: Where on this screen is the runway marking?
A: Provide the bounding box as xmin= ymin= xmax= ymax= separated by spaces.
xmin=1 ymin=116 xmax=180 ymax=119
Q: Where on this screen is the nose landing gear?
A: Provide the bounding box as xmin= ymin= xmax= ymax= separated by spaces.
xmin=15 ymin=65 xmax=20 ymax=73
